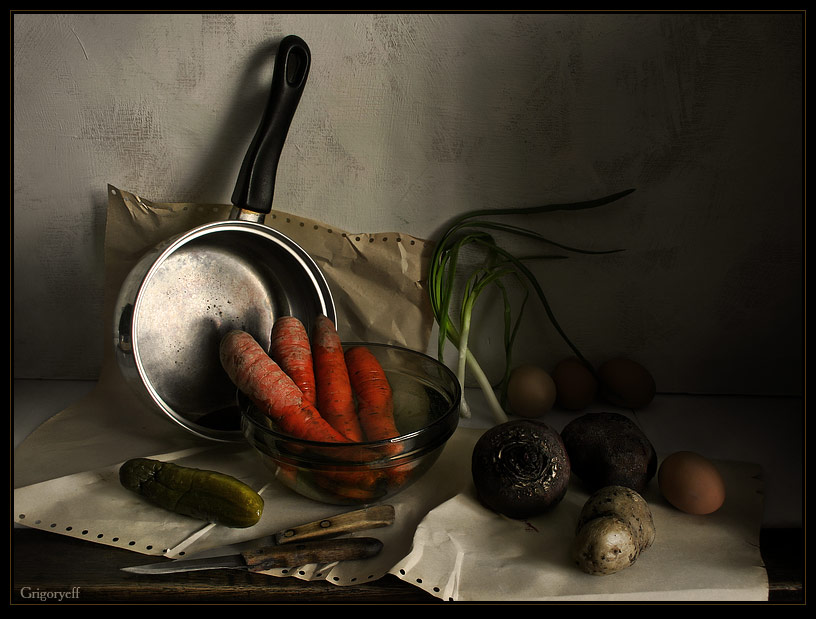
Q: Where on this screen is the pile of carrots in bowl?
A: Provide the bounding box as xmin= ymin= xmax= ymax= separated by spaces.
xmin=222 ymin=315 xmax=461 ymax=505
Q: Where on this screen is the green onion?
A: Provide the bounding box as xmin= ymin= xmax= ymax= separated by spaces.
xmin=428 ymin=189 xmax=634 ymax=423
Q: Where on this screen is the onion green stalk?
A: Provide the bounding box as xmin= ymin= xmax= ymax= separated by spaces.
xmin=428 ymin=189 xmax=634 ymax=423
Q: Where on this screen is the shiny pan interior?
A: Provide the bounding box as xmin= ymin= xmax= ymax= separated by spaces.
xmin=115 ymin=220 xmax=336 ymax=442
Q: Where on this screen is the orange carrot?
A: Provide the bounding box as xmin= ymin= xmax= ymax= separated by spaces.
xmin=311 ymin=315 xmax=366 ymax=442
xmin=345 ymin=345 xmax=400 ymax=443
xmin=220 ymin=330 xmax=351 ymax=443
xmin=310 ymin=469 xmax=388 ymax=504
xmin=270 ymin=315 xmax=317 ymax=407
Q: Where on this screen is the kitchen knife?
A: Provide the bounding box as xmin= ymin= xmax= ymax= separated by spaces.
xmin=121 ymin=504 xmax=395 ymax=575
xmin=274 ymin=504 xmax=395 ymax=544
xmin=121 ymin=536 xmax=384 ymax=575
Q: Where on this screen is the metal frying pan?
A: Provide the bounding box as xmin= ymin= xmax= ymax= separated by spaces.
xmin=114 ymin=35 xmax=334 ymax=442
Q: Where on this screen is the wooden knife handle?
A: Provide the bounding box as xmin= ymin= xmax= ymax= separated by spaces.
xmin=241 ymin=537 xmax=383 ymax=572
xmin=274 ymin=504 xmax=396 ymax=544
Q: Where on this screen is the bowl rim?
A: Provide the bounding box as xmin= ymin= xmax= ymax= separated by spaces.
xmin=240 ymin=340 xmax=461 ymax=449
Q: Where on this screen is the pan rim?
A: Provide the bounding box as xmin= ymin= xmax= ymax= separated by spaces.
xmin=126 ymin=219 xmax=337 ymax=442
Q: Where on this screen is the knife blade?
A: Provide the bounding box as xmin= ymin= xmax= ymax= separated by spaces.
xmin=121 ymin=536 xmax=384 ymax=575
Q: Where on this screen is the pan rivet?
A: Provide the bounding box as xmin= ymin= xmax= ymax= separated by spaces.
xmin=319 ymin=520 xmax=332 ymax=529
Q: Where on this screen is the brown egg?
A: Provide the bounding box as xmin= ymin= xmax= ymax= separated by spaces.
xmin=552 ymin=357 xmax=599 ymax=411
xmin=658 ymin=451 xmax=726 ymax=515
xmin=598 ymin=357 xmax=656 ymax=409
xmin=506 ymin=364 xmax=557 ymax=418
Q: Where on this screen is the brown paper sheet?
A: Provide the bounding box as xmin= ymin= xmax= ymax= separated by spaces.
xmin=103 ymin=186 xmax=435 ymax=357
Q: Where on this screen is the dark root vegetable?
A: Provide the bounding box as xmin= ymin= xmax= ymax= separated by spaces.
xmin=471 ymin=419 xmax=571 ymax=519
xmin=561 ymin=412 xmax=657 ymax=493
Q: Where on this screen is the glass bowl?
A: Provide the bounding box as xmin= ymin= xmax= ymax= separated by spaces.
xmin=241 ymin=342 xmax=461 ymax=505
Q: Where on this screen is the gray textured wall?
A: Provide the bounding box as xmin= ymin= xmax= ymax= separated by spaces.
xmin=13 ymin=12 xmax=803 ymax=396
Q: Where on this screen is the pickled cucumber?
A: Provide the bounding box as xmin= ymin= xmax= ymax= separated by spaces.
xmin=119 ymin=458 xmax=264 ymax=528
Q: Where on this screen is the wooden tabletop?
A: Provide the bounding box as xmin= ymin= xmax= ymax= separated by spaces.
xmin=12 ymin=526 xmax=803 ymax=604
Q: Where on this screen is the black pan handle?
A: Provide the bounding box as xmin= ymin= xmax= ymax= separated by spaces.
xmin=231 ymin=35 xmax=311 ymax=215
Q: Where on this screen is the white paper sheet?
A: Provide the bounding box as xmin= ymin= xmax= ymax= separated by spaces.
xmin=14 ymin=427 xmax=477 ymax=585
xmin=14 ymin=423 xmax=769 ymax=600
xmin=390 ymin=451 xmax=769 ymax=601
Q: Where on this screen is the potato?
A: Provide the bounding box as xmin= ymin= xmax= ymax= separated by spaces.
xmin=572 ymin=516 xmax=640 ymax=576
xmin=576 ymin=485 xmax=655 ymax=551
xmin=572 ymin=485 xmax=655 ymax=576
